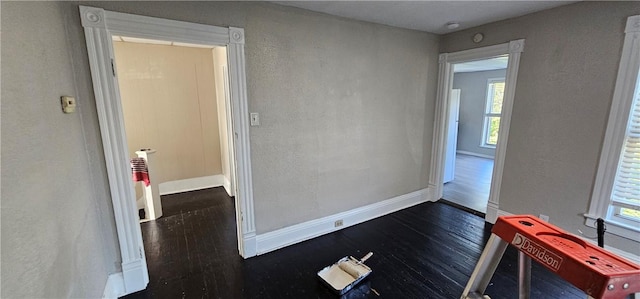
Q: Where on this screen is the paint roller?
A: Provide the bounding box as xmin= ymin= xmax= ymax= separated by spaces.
xmin=317 ymin=251 xmax=374 ymax=295
xmin=339 ymin=252 xmax=373 ymax=278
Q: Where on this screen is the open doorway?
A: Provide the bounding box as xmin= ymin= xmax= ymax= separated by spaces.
xmin=430 ymin=39 xmax=525 ymax=223
xmin=80 ymin=6 xmax=256 ymax=294
xmin=442 ymin=56 xmax=508 ymax=213
xmin=111 ymin=35 xmax=240 ymax=290
xmin=112 ymin=36 xmax=236 ymax=217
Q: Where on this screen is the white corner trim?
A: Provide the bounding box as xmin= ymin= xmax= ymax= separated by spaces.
xmin=223 ymin=176 xmax=234 ymax=197
xmin=229 ymin=27 xmax=245 ymax=44
xmin=102 ymin=273 xmax=125 ymax=299
xmin=243 ymin=232 xmax=257 ymax=257
xmin=485 ymin=204 xmax=511 ymax=224
xmin=121 ymin=258 xmax=148 ymax=294
xmin=159 ymin=175 xmax=225 ymax=195
xmin=255 ymin=188 xmax=434 ymax=255
xmin=456 ymin=150 xmax=495 ymax=160
xmin=625 ymin=15 xmax=640 ymax=33
xmin=508 ymin=39 xmax=525 ymax=54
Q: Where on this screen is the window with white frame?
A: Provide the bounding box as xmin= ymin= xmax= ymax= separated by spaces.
xmin=609 ymin=71 xmax=640 ymax=228
xmin=481 ymin=78 xmax=505 ymax=147
xmin=586 ymin=15 xmax=640 ymax=241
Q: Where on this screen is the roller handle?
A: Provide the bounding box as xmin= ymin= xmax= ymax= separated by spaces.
xmin=359 ymin=252 xmax=373 ymax=264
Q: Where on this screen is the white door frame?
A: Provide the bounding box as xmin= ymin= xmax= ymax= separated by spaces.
xmin=79 ymin=6 xmax=257 ymax=295
xmin=429 ymin=39 xmax=525 ymax=223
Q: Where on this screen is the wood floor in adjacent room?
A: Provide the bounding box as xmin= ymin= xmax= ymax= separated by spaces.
xmin=123 ymin=187 xmax=584 ymax=299
xmin=443 ymin=154 xmax=494 ymax=214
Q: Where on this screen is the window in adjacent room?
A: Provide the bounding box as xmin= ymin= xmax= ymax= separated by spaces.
xmin=586 ymin=15 xmax=640 ymax=241
xmin=481 ymin=78 xmax=505 ymax=148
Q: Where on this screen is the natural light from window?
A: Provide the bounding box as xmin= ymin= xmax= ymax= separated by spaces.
xmin=609 ymin=71 xmax=640 ymax=226
xmin=585 ymin=14 xmax=640 ymax=242
xmin=482 ymin=78 xmax=505 ymax=147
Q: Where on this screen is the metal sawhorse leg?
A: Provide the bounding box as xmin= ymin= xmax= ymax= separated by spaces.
xmin=461 ymin=215 xmax=640 ymax=299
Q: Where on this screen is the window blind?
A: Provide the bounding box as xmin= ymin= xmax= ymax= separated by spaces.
xmin=611 ymin=76 xmax=640 ymax=213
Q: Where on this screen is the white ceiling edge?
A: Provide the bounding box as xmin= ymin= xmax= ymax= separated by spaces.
xmin=454 ymin=56 xmax=508 ymax=73
xmin=112 ymin=35 xmax=218 ymax=49
xmin=272 ymin=1 xmax=577 ymax=35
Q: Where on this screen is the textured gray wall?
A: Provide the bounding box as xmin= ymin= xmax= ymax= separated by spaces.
xmin=453 ymin=69 xmax=506 ymax=158
xmin=2 ymin=1 xmax=438 ymax=297
xmin=1 ymin=2 xmax=120 ymax=298
xmin=442 ymin=1 xmax=640 ymax=254
xmin=245 ymin=4 xmax=438 ymax=231
xmin=66 ymin=1 xmax=439 ymax=233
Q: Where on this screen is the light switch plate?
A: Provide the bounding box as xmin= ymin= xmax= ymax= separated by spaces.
xmin=61 ymin=96 xmax=76 ymax=113
xmin=250 ymin=113 xmax=260 ymax=126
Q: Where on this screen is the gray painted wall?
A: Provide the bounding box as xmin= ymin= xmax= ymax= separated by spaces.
xmin=7 ymin=1 xmax=639 ymax=297
xmin=1 ymin=1 xmax=438 ymax=297
xmin=453 ymin=69 xmax=506 ymax=158
xmin=75 ymin=1 xmax=440 ymax=233
xmin=442 ymin=1 xmax=640 ymax=254
xmin=1 ymin=2 xmax=120 ymax=297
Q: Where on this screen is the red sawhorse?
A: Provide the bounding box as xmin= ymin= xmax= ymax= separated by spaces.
xmin=461 ymin=215 xmax=640 ymax=299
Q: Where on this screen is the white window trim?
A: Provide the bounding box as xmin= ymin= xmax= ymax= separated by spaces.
xmin=480 ymin=77 xmax=505 ymax=148
xmin=585 ymin=15 xmax=640 ymax=241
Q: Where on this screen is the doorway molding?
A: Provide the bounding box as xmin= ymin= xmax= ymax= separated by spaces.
xmin=430 ymin=39 xmax=525 ymax=223
xmin=79 ymin=6 xmax=256 ymax=295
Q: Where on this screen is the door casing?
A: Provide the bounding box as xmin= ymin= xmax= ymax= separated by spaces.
xmin=80 ymin=6 xmax=257 ymax=295
xmin=430 ymin=40 xmax=525 ymax=223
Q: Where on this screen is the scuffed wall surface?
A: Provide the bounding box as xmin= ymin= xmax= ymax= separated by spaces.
xmin=441 ymin=1 xmax=640 ymax=254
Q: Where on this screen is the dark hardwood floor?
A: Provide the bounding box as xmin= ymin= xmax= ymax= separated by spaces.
xmin=123 ymin=187 xmax=585 ymax=299
xmin=443 ymin=154 xmax=494 ymax=214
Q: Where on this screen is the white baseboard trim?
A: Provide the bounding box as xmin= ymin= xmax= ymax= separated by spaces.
xmin=490 ymin=208 xmax=640 ymax=264
xmin=485 ymin=202 xmax=502 ymax=223
xmin=255 ymin=187 xmax=434 ymax=255
xmin=159 ymin=175 xmax=224 ymax=196
xmin=102 ymin=272 xmax=125 ymax=299
xmin=223 ymin=176 xmax=234 ymax=197
xmin=457 ymin=150 xmax=494 ymax=160
xmin=243 ymin=232 xmax=257 ymax=258
xmin=121 ymin=258 xmax=148 ymax=296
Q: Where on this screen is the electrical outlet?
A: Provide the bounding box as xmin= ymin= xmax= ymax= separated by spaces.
xmin=539 ymin=214 xmax=549 ymax=222
xmin=334 ymin=220 xmax=343 ymax=227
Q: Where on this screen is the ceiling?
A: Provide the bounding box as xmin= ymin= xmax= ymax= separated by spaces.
xmin=454 ymin=56 xmax=508 ymax=73
xmin=273 ymin=1 xmax=575 ymax=34
xmin=112 ymin=35 xmax=217 ymax=49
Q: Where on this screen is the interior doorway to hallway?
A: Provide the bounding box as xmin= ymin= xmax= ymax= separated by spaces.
xmin=442 ymin=56 xmax=508 ymax=214
xmin=112 ymin=36 xmax=237 ymax=217
xmin=111 ymin=35 xmax=241 ymax=290
xmin=80 ymin=7 xmax=256 ymax=294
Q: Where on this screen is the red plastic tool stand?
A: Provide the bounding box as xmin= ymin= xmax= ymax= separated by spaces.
xmin=492 ymin=215 xmax=640 ymax=299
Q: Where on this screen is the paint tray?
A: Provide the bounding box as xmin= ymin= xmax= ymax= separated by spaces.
xmin=317 ymin=252 xmax=373 ymax=295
